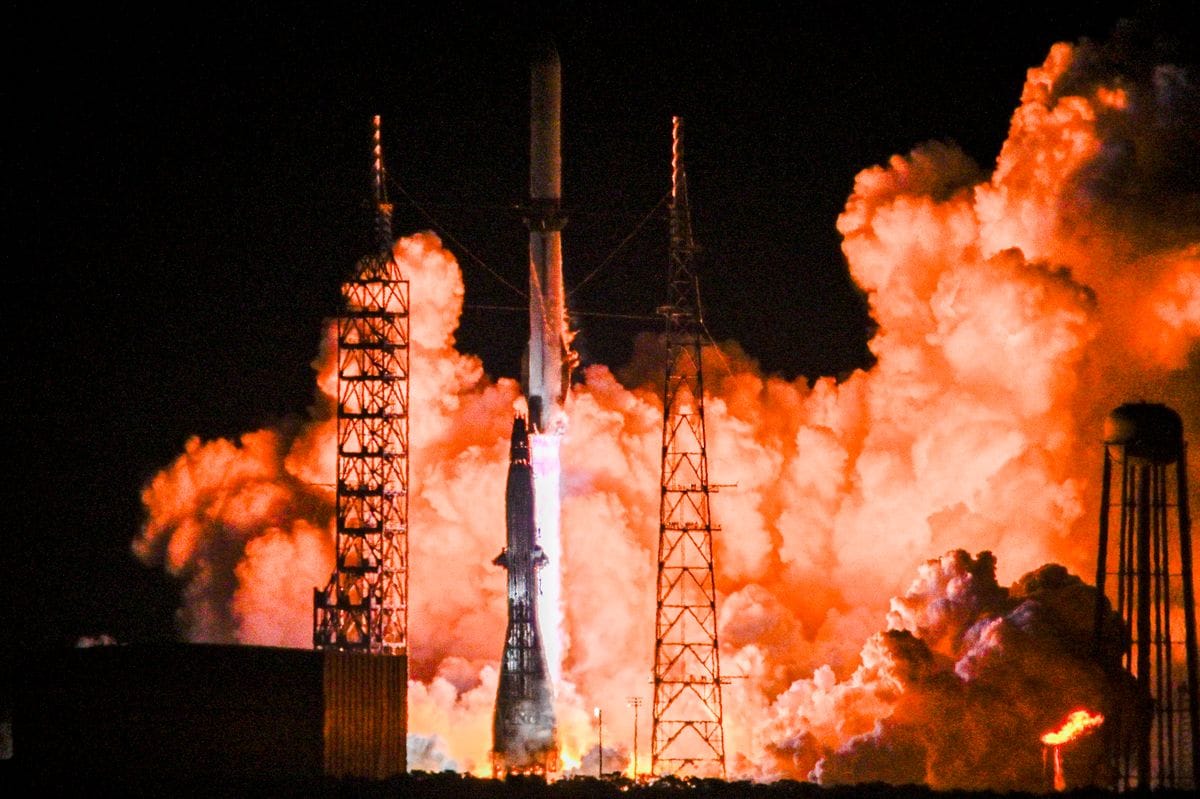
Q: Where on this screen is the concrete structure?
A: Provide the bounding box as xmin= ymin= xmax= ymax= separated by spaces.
xmin=12 ymin=644 xmax=406 ymax=787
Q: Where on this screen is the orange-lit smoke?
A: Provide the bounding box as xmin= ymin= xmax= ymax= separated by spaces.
xmin=134 ymin=35 xmax=1198 ymax=788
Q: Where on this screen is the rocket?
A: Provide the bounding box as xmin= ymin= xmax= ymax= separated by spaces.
xmin=524 ymin=38 xmax=572 ymax=433
xmin=492 ymin=416 xmax=559 ymax=775
xmin=492 ymin=39 xmax=571 ymax=776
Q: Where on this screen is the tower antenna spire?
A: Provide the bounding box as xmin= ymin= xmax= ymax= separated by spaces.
xmin=372 ymin=114 xmax=394 ymax=255
xmin=651 ymin=116 xmax=726 ymax=779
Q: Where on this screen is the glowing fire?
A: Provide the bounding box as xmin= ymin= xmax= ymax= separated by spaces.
xmin=1041 ymin=710 xmax=1103 ymax=791
xmin=560 ymin=750 xmax=582 ymax=774
xmin=1041 ymin=709 xmax=1104 ymax=746
xmin=134 ymin=34 xmax=1198 ymax=791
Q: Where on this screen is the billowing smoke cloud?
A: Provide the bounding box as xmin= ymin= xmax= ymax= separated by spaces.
xmin=408 ymin=734 xmax=460 ymax=773
xmin=810 ymin=551 xmax=1132 ymax=790
xmin=573 ymin=743 xmax=630 ymax=779
xmin=134 ymin=32 xmax=1197 ymax=788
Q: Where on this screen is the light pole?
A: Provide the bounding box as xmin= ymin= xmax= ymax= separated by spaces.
xmin=594 ymin=706 xmax=604 ymax=777
xmin=627 ymin=696 xmax=642 ymax=778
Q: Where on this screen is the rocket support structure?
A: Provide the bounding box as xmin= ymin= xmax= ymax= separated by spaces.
xmin=651 ymin=117 xmax=726 ymax=779
xmin=313 ymin=115 xmax=410 ymax=657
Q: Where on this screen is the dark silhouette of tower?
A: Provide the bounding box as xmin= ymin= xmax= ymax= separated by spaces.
xmin=307 ymin=115 xmax=409 ymax=780
xmin=313 ymin=115 xmax=410 ymax=656
xmin=492 ymin=415 xmax=559 ymax=776
xmin=651 ymin=116 xmax=726 ymax=779
xmin=1094 ymin=402 xmax=1198 ymax=790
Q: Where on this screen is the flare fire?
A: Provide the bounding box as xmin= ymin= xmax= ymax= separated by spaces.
xmin=1042 ymin=709 xmax=1105 ymax=746
xmin=1042 ymin=710 xmax=1105 ymax=791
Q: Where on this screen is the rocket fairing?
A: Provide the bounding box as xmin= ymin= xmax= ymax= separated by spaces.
xmin=525 ymin=38 xmax=572 ymax=433
xmin=492 ymin=415 xmax=559 ymax=776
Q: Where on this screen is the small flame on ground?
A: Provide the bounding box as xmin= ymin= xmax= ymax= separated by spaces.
xmin=1041 ymin=709 xmax=1104 ymax=745
xmin=1048 ymin=745 xmax=1066 ymax=792
xmin=1041 ymin=709 xmax=1103 ymax=792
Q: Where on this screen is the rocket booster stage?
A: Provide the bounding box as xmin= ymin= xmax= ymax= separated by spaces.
xmin=492 ymin=39 xmax=568 ymax=778
xmin=525 ymin=39 xmax=570 ymax=432
xmin=492 ymin=416 xmax=559 ymax=775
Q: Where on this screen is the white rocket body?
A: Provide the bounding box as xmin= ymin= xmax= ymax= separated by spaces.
xmin=526 ymin=42 xmax=569 ymax=432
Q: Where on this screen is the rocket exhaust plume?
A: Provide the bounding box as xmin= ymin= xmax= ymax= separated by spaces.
xmin=134 ymin=27 xmax=1197 ymax=788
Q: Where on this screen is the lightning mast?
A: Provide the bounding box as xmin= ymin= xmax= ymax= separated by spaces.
xmin=313 ymin=115 xmax=410 ymax=655
xmin=651 ymin=116 xmax=726 ymax=779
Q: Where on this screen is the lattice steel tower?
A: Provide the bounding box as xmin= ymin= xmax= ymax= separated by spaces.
xmin=651 ymin=116 xmax=725 ymax=779
xmin=313 ymin=115 xmax=410 ymax=655
xmin=1094 ymin=402 xmax=1198 ymax=790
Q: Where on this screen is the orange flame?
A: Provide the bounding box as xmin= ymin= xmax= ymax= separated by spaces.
xmin=1041 ymin=709 xmax=1104 ymax=746
xmin=1050 ymin=745 xmax=1065 ymax=792
xmin=1095 ymin=86 xmax=1127 ymax=109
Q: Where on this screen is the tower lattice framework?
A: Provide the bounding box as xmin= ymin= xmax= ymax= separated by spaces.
xmin=1094 ymin=402 xmax=1198 ymax=790
xmin=651 ymin=116 xmax=725 ymax=779
xmin=314 ymin=115 xmax=410 ymax=655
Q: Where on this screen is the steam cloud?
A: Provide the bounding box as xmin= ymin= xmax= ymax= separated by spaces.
xmin=134 ymin=32 xmax=1197 ymax=789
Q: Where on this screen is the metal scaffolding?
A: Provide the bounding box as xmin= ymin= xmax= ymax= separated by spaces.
xmin=1094 ymin=402 xmax=1198 ymax=790
xmin=314 ymin=115 xmax=410 ymax=656
xmin=651 ymin=116 xmax=726 ymax=779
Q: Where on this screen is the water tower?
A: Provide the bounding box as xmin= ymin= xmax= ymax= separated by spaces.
xmin=1094 ymin=402 xmax=1198 ymax=790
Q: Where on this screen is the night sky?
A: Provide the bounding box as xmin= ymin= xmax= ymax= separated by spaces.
xmin=9 ymin=2 xmax=1193 ymax=649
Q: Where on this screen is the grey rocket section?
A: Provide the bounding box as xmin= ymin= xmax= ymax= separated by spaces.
xmin=492 ymin=416 xmax=559 ymax=774
xmin=524 ymin=39 xmax=570 ymax=433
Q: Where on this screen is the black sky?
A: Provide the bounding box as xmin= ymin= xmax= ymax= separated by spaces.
xmin=9 ymin=2 xmax=1194 ymax=648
